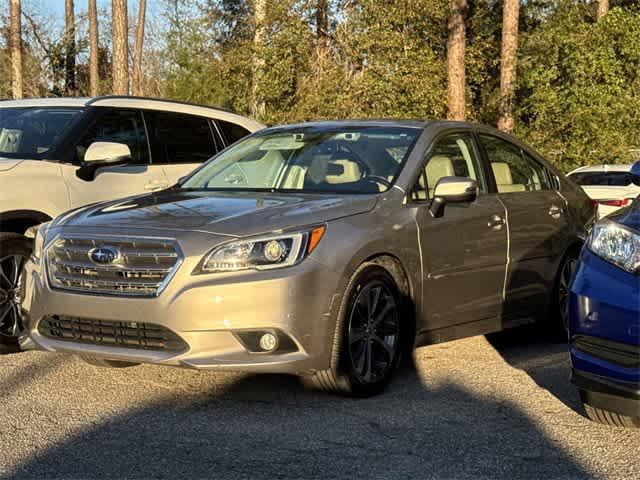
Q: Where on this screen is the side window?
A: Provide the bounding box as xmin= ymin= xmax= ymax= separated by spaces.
xmin=480 ymin=134 xmax=551 ymax=193
xmin=411 ymin=133 xmax=483 ymax=201
xmin=74 ymin=109 xmax=148 ymax=165
xmin=144 ymin=111 xmax=218 ymax=164
xmin=217 ymin=120 xmax=251 ymax=145
xmin=523 ymin=151 xmax=553 ymax=190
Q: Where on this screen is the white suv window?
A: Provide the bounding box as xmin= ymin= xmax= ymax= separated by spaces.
xmin=0 ymin=107 xmax=82 ymax=158
xmin=73 ymin=108 xmax=149 ymax=165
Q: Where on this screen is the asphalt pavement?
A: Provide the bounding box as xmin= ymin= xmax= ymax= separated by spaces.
xmin=1 ymin=327 xmax=638 ymax=479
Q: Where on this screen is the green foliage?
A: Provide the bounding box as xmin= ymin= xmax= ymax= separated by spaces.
xmin=517 ymin=4 xmax=640 ymax=171
xmin=2 ymin=0 xmax=639 ymax=172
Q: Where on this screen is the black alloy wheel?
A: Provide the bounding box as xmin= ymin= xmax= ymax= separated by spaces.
xmin=558 ymin=256 xmax=579 ymax=331
xmin=0 ymin=253 xmax=27 ymax=338
xmin=0 ymin=233 xmax=33 ymax=350
xmin=346 ymin=279 xmax=401 ymax=385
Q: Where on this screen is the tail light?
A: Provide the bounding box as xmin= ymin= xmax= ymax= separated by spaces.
xmin=597 ymin=198 xmax=632 ymax=208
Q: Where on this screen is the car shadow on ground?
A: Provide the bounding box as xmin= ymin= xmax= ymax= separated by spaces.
xmin=5 ymin=350 xmax=591 ymax=479
xmin=488 ymin=325 xmax=583 ymax=415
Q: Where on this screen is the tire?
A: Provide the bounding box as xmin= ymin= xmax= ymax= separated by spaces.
xmin=305 ymin=264 xmax=406 ymax=397
xmin=0 ymin=233 xmax=33 ymax=350
xmin=546 ymin=247 xmax=580 ymax=337
xmin=582 ymin=402 xmax=640 ymax=428
xmin=79 ymin=355 xmax=139 ymax=369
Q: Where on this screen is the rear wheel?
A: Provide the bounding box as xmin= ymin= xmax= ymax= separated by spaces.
xmin=306 ymin=265 xmax=404 ymax=397
xmin=79 ymin=355 xmax=139 ymax=368
xmin=0 ymin=233 xmax=32 ymax=352
xmin=546 ymin=248 xmax=580 ymax=337
xmin=582 ymin=398 xmax=640 ymax=428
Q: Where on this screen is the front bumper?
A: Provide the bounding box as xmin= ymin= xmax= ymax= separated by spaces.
xmin=20 ymin=233 xmax=342 ymax=375
xmin=569 ymin=248 xmax=640 ymax=417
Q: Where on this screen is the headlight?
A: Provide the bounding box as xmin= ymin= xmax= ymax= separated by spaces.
xmin=588 ymin=220 xmax=640 ymax=274
xmin=28 ymin=222 xmax=51 ymax=265
xmin=196 ymin=226 xmax=326 ymax=274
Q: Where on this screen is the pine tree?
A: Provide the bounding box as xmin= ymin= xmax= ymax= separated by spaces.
xmin=112 ymin=0 xmax=129 ymax=94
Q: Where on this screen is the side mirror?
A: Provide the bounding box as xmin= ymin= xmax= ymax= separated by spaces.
xmin=429 ymin=176 xmax=478 ymax=218
xmin=76 ymin=142 xmax=132 ymax=181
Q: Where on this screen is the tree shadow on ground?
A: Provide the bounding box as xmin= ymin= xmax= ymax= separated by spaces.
xmin=488 ymin=325 xmax=583 ymax=414
xmin=6 ymin=356 xmax=591 ymax=480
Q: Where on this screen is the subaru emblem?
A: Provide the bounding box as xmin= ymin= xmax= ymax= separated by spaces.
xmin=88 ymin=246 xmax=120 ymax=265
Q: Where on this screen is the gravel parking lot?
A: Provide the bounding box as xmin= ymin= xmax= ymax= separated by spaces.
xmin=1 ymin=327 xmax=638 ymax=480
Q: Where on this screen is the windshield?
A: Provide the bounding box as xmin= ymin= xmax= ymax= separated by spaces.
xmin=0 ymin=107 xmax=83 ymax=159
xmin=182 ymin=126 xmax=421 ymax=194
xmin=569 ymin=171 xmax=639 ymax=187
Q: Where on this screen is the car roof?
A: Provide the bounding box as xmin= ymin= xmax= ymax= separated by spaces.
xmin=567 ymin=164 xmax=633 ymax=175
xmin=0 ymin=95 xmax=264 ymax=132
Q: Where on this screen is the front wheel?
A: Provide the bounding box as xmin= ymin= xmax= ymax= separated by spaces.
xmin=0 ymin=233 xmax=32 ymax=351
xmin=581 ymin=394 xmax=640 ymax=428
xmin=306 ymin=264 xmax=405 ymax=397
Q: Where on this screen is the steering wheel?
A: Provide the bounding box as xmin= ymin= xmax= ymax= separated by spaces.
xmin=364 ymin=175 xmax=392 ymax=189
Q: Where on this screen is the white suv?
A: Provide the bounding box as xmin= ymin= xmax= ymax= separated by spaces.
xmin=0 ymin=96 xmax=263 ymax=346
xmin=567 ymin=163 xmax=640 ymax=218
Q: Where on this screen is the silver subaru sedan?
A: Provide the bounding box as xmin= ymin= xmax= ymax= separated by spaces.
xmin=19 ymin=120 xmax=593 ymax=396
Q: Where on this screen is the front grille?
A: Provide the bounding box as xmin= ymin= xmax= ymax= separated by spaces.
xmin=46 ymin=236 xmax=181 ymax=297
xmin=39 ymin=315 xmax=187 ymax=352
xmin=573 ymin=335 xmax=640 ymax=369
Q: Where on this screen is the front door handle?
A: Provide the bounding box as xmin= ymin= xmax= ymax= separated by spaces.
xmin=488 ymin=214 xmax=505 ymax=230
xmin=144 ymin=180 xmax=169 ymax=191
xmin=549 ymin=205 xmax=563 ymax=219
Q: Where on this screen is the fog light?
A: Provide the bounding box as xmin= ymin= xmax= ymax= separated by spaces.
xmin=259 ymin=332 xmax=278 ymax=352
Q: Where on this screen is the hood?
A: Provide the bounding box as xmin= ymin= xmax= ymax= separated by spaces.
xmin=0 ymin=158 xmax=24 ymax=172
xmin=57 ymin=189 xmax=378 ymax=237
xmin=610 ymin=199 xmax=640 ymax=232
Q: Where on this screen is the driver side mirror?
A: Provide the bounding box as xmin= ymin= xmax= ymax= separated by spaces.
xmin=76 ymin=141 xmax=132 ymax=181
xmin=429 ymin=176 xmax=478 ymax=218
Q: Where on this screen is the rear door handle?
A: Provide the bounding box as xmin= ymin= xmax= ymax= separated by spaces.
xmin=488 ymin=214 xmax=505 ymax=230
xmin=549 ymin=205 xmax=563 ymax=219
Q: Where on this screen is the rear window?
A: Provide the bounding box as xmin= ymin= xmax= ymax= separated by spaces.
xmin=569 ymin=171 xmax=638 ymax=187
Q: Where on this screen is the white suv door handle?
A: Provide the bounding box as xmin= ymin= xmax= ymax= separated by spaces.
xmin=144 ymin=180 xmax=169 ymax=191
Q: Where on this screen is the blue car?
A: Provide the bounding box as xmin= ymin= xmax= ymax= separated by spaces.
xmin=569 ymin=172 xmax=640 ymax=427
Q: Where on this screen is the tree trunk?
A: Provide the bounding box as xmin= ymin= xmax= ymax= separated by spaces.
xmin=596 ymin=0 xmax=609 ymax=21
xmin=316 ymin=0 xmax=329 ymax=53
xmin=132 ymin=0 xmax=146 ymax=96
xmin=88 ymin=0 xmax=99 ymax=96
xmin=112 ymin=0 xmax=129 ymax=95
xmin=251 ymin=0 xmax=266 ymax=119
xmin=497 ymin=0 xmax=520 ymax=133
xmin=10 ymin=0 xmax=22 ymax=99
xmin=447 ymin=0 xmax=467 ymax=121
xmin=64 ymin=0 xmax=76 ymax=95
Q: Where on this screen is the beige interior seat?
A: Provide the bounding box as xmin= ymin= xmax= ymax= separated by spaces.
xmin=492 ymin=162 xmax=526 ymax=193
xmin=426 ymin=155 xmax=455 ymax=196
xmin=326 ymin=159 xmax=362 ymax=184
xmin=282 ymin=165 xmax=307 ymax=189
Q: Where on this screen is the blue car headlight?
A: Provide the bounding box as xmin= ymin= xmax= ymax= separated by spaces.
xmin=588 ymin=219 xmax=640 ymax=274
